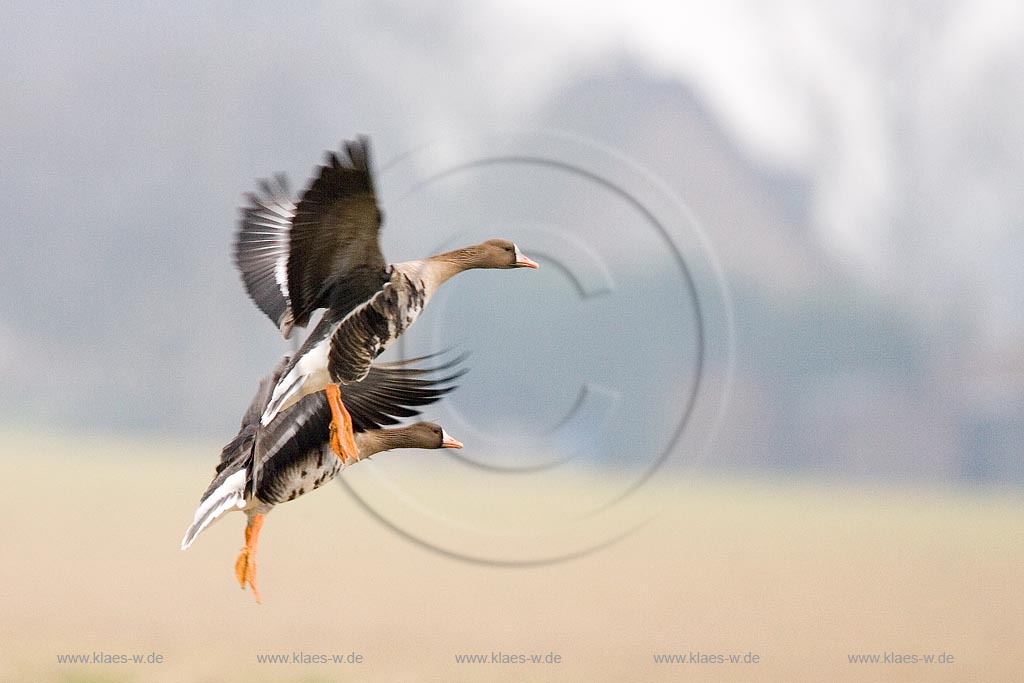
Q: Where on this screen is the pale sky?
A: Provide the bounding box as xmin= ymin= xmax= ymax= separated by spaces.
xmin=0 ymin=0 xmax=1020 ymax=446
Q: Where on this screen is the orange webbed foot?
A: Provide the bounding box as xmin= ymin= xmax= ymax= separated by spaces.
xmin=234 ymin=514 xmax=264 ymax=603
xmin=326 ymin=384 xmax=359 ymax=464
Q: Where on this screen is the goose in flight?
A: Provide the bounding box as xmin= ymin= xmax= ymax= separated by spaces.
xmin=181 ymin=354 xmax=464 ymax=602
xmin=234 ymin=137 xmax=537 ymax=466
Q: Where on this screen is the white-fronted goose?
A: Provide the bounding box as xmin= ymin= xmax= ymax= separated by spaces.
xmin=181 ymin=355 xmax=464 ymax=602
xmin=235 ymin=137 xmax=538 ymax=465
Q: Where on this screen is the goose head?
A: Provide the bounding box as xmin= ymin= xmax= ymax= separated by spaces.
xmin=359 ymin=421 xmax=464 ymax=458
xmin=448 ymin=239 xmax=539 ymax=270
xmin=405 ymin=421 xmax=465 ymax=449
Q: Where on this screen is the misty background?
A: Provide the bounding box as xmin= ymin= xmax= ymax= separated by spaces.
xmin=2 ymin=1 xmax=1021 ymax=488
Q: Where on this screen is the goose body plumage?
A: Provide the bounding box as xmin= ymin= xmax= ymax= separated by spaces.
xmin=259 ymin=259 xmax=439 ymax=425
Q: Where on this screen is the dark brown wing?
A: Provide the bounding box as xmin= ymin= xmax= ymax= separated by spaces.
xmin=212 ymin=358 xmax=290 ymax=476
xmin=253 ymin=353 xmax=467 ymax=471
xmin=343 ymin=353 xmax=467 ymax=431
xmin=326 ymin=286 xmax=394 ymax=385
xmin=286 ymin=137 xmax=387 ymax=337
xmin=240 ymin=357 xmax=289 ymax=430
xmin=234 ymin=174 xmax=295 ymax=336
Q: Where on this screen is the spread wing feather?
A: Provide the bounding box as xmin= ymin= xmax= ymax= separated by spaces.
xmin=342 ymin=353 xmax=467 ymax=432
xmin=286 ymin=137 xmax=388 ymax=336
xmin=253 ymin=352 xmax=466 ymax=476
xmin=235 ymin=174 xmax=295 ymax=335
xmin=212 ymin=363 xmax=287 ymax=476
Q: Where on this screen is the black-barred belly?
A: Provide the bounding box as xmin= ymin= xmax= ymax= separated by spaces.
xmin=256 ymin=445 xmax=345 ymax=506
xmin=330 ymin=273 xmax=427 ymax=384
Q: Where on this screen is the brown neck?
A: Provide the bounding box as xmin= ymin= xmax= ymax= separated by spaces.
xmin=424 ymin=245 xmax=485 ymax=287
xmin=355 ymin=426 xmax=420 ymax=458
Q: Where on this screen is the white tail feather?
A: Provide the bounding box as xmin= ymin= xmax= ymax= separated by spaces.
xmin=180 ymin=470 xmax=247 ymax=550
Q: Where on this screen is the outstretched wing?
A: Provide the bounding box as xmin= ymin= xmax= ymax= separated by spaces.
xmin=235 ymin=174 xmax=295 ymax=335
xmin=286 ymin=137 xmax=388 ymax=337
xmin=253 ymin=353 xmax=466 ymax=470
xmin=212 ymin=359 xmax=289 ymax=476
xmin=184 ymin=362 xmax=289 ymax=548
xmin=344 ymin=353 xmax=468 ymax=431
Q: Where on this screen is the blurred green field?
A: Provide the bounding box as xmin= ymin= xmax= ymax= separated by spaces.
xmin=1 ymin=429 xmax=1021 ymax=682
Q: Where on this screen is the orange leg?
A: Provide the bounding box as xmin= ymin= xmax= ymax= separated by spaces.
xmin=234 ymin=514 xmax=265 ymax=603
xmin=325 ymin=384 xmax=359 ymax=464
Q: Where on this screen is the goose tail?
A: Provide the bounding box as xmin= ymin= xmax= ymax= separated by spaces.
xmin=180 ymin=470 xmax=248 ymax=550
